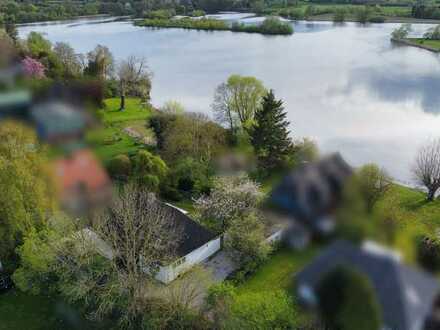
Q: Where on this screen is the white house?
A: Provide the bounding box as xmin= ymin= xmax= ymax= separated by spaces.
xmin=148 ymin=204 xmax=221 ymax=283
xmin=84 ymin=203 xmax=221 ymax=284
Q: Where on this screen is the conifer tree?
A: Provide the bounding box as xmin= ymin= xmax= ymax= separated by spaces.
xmin=250 ymin=90 xmax=293 ymax=175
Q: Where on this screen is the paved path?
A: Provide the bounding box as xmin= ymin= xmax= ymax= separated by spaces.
xmin=203 ymin=250 xmax=238 ymax=282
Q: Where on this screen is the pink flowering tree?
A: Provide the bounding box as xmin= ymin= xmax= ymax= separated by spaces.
xmin=22 ymin=56 xmax=46 ymax=79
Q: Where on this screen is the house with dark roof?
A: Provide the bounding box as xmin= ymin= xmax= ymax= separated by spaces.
xmin=150 ymin=204 xmax=221 ymax=283
xmin=31 ymin=101 xmax=87 ymax=143
xmin=85 ymin=202 xmax=221 ymax=284
xmin=269 ymin=153 xmax=352 ymax=248
xmin=295 ymin=240 xmax=440 ymax=330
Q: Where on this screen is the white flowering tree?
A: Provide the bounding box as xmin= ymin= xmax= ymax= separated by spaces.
xmin=194 ymin=175 xmax=263 ymax=233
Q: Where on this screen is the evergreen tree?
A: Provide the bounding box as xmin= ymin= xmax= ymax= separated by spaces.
xmin=250 ymin=90 xmax=293 ymax=175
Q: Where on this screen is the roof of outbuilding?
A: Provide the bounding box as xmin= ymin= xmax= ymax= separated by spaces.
xmin=164 ymin=204 xmax=218 ymax=258
xmin=296 ymin=240 xmax=439 ymax=330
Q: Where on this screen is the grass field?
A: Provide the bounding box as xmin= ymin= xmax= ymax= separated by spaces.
xmin=406 ymin=38 xmax=440 ymax=51
xmin=0 ymin=290 xmax=108 ymax=330
xmin=86 ymin=98 xmax=155 ymax=163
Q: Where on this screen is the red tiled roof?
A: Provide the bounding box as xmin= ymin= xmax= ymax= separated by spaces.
xmin=53 ymin=149 xmax=109 ymax=193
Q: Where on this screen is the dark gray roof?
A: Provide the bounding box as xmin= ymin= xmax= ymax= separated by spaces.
xmin=164 ymin=204 xmax=218 ymax=258
xmin=270 ymin=153 xmax=352 ymax=226
xmin=296 ymin=240 xmax=440 ymax=330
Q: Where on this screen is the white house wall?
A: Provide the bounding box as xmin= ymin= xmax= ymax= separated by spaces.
xmin=156 ymin=237 xmax=221 ymax=284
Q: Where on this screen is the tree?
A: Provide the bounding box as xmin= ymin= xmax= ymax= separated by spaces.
xmin=333 ymin=8 xmax=346 ymax=22
xmin=53 ymin=42 xmax=82 ymax=78
xmin=116 ymin=55 xmax=152 ymax=110
xmin=161 ymin=112 xmax=226 ymax=164
xmin=391 ymin=23 xmax=412 ymax=40
xmin=84 ymin=184 xmax=180 ymax=326
xmin=225 ymin=212 xmax=272 ymax=270
xmin=0 ymin=121 xmax=54 ymax=262
xmin=133 ymin=150 xmax=168 ymax=191
xmin=108 ymin=154 xmax=132 ymax=180
xmin=21 ymin=56 xmax=46 ymax=79
xmin=424 ymin=25 xmax=440 ymax=40
xmin=416 ymin=235 xmax=440 ymax=272
xmin=412 ymin=139 xmax=440 ymax=201
xmin=161 ymin=100 xmax=185 ymax=114
xmin=26 ymin=32 xmax=52 ymax=58
xmin=317 ymin=267 xmax=382 ymax=330
xmin=250 ymin=90 xmax=294 ymax=175
xmin=194 ymin=175 xmax=263 ymax=233
xmin=356 ymin=164 xmax=391 ymax=213
xmin=212 ymin=74 xmax=266 ymax=133
xmin=85 ymin=44 xmax=114 ymax=80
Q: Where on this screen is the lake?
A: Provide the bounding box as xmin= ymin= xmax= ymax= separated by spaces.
xmin=18 ymin=15 xmax=440 ymax=183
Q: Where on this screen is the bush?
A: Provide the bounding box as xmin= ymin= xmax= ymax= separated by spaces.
xmin=416 ymin=235 xmax=440 ymax=272
xmin=190 ymin=10 xmax=205 ymax=17
xmin=317 ymin=267 xmax=382 ymax=330
xmin=108 ymin=154 xmax=131 ymax=180
xmin=133 ymin=150 xmax=168 ymax=191
xmin=333 ymin=8 xmax=346 ymax=23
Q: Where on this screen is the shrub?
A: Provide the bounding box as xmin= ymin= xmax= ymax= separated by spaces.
xmin=190 ymin=10 xmax=205 ymax=17
xmin=391 ymin=23 xmax=412 ymax=40
xmin=133 ymin=150 xmax=168 ymax=191
xmin=108 ymin=154 xmax=131 ymax=180
xmin=317 ymin=267 xmax=382 ymax=330
xmin=333 ymin=8 xmax=346 ymax=23
xmin=416 ymin=235 xmax=440 ymax=272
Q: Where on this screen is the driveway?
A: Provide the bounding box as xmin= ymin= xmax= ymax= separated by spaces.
xmin=203 ymin=250 xmax=238 ymax=282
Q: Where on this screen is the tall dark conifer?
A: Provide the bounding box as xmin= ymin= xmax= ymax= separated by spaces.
xmin=250 ymin=89 xmax=293 ymax=174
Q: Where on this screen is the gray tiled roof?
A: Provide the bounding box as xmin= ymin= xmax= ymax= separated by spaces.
xmin=296 ymin=241 xmax=439 ymax=330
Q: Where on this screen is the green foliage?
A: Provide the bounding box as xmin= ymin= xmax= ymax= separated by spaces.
xmin=333 ymin=8 xmax=346 ymax=22
xmin=108 ymin=154 xmax=132 ymax=180
xmin=138 ymin=16 xmax=293 ymax=35
xmin=356 ymin=6 xmax=371 ymax=23
xmin=317 ymin=267 xmax=382 ymax=330
xmin=158 ymin=112 xmax=226 ymax=164
xmin=133 ymin=150 xmax=168 ymax=191
xmin=225 ymin=212 xmax=272 ymax=272
xmin=162 ymin=157 xmax=212 ymax=200
xmin=355 ymin=164 xmax=391 ymax=213
xmin=190 ymin=9 xmax=206 ymax=17
xmin=232 ymin=17 xmax=293 ymax=35
xmin=145 ymin=9 xmax=176 ymax=19
xmin=0 ymin=121 xmax=54 ymax=261
xmin=229 ymin=290 xmax=297 ymax=329
xmin=391 ymin=23 xmax=412 ymax=40
xmin=250 ymin=90 xmax=294 ymax=176
xmin=160 ymin=99 xmax=185 ymax=114
xmin=415 ymin=235 xmax=440 ymax=272
xmin=424 ymin=25 xmax=440 ymax=40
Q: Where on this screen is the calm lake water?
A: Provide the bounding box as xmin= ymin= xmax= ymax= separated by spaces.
xmin=18 ymin=15 xmax=440 ymax=183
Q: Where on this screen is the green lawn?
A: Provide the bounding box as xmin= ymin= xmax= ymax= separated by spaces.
xmin=86 ymin=98 xmax=155 ymax=163
xmin=406 ymin=38 xmax=440 ymax=51
xmin=0 ymin=290 xmax=106 ymax=330
xmin=236 ymin=247 xmax=319 ymax=295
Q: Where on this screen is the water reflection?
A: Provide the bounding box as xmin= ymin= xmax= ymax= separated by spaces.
xmin=17 ymin=16 xmax=440 ymax=182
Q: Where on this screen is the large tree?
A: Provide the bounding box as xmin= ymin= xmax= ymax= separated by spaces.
xmin=412 ymin=139 xmax=440 ymax=201
xmin=249 ymin=90 xmax=294 ymax=175
xmin=317 ymin=267 xmax=382 ymax=330
xmin=356 ymin=164 xmax=391 ymax=213
xmin=85 ymin=44 xmax=114 ymax=80
xmin=53 ymin=42 xmax=82 ymax=78
xmin=212 ymin=74 xmax=266 ymax=134
xmin=116 ymin=55 xmax=152 ymax=110
xmin=0 ymin=121 xmax=54 ymax=263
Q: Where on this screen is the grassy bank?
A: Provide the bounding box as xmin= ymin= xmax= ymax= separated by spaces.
xmin=136 ymin=17 xmax=293 ymax=35
xmin=85 ymin=98 xmax=155 ymax=163
xmin=399 ymin=38 xmax=440 ymax=52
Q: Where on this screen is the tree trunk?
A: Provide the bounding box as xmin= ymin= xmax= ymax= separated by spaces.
xmin=427 ymin=187 xmax=436 ymax=201
xmin=120 ymin=94 xmax=125 ymax=111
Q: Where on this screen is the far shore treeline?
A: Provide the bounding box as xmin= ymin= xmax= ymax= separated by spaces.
xmin=136 ymin=16 xmax=294 ymax=35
